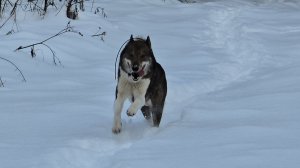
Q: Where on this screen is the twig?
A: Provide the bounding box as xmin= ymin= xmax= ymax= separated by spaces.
xmin=90 ymin=0 xmax=95 ymax=12
xmin=55 ymin=0 xmax=66 ymax=16
xmin=0 ymin=77 xmax=4 ymax=87
xmin=41 ymin=43 xmax=62 ymax=65
xmin=15 ymin=22 xmax=83 ymax=65
xmin=0 ymin=56 xmax=26 ymax=82
xmin=0 ymin=0 xmax=19 ymax=29
xmin=94 ymin=7 xmax=107 ymax=18
xmin=16 ymin=22 xmax=80 ymax=50
xmin=91 ymin=27 xmax=106 ymax=41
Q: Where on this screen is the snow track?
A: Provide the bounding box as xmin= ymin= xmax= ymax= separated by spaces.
xmin=1 ymin=0 xmax=300 ymax=168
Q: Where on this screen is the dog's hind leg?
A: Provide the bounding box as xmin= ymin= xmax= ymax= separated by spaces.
xmin=150 ymin=86 xmax=166 ymax=127
xmin=141 ymin=106 xmax=151 ymax=120
xmin=152 ymin=105 xmax=164 ymax=127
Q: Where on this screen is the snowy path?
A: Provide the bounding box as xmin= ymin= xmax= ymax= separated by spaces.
xmin=1 ymin=0 xmax=300 ymax=168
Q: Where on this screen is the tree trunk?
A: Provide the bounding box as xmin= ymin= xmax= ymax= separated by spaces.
xmin=66 ymin=0 xmax=78 ymax=20
xmin=44 ymin=0 xmax=48 ymax=14
xmin=0 ymin=0 xmax=2 ymax=17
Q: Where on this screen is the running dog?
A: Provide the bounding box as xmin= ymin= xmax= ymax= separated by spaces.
xmin=112 ymin=35 xmax=167 ymax=134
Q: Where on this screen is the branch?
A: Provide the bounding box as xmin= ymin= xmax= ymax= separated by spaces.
xmin=16 ymin=22 xmax=81 ymax=51
xmin=94 ymin=7 xmax=107 ymax=18
xmin=41 ymin=43 xmax=62 ymax=66
xmin=15 ymin=22 xmax=83 ymax=65
xmin=55 ymin=0 xmax=67 ymax=16
xmin=0 ymin=56 xmax=26 ymax=82
xmin=0 ymin=0 xmax=19 ymax=29
xmin=0 ymin=77 xmax=4 ymax=87
xmin=91 ymin=27 xmax=106 ymax=41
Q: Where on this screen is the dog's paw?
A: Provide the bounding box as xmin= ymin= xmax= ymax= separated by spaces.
xmin=127 ymin=109 xmax=136 ymax=117
xmin=112 ymin=123 xmax=122 ymax=134
xmin=127 ymin=103 xmax=139 ymax=116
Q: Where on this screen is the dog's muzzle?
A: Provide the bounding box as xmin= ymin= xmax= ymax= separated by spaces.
xmin=128 ymin=67 xmax=145 ymax=81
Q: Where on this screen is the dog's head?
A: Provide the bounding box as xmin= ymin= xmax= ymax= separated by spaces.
xmin=120 ymin=35 xmax=154 ymax=82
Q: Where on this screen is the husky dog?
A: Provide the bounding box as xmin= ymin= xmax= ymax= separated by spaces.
xmin=112 ymin=35 xmax=167 ymax=134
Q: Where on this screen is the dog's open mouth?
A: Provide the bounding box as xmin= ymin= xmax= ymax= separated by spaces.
xmin=129 ymin=65 xmax=145 ymax=81
xmin=132 ymin=69 xmax=144 ymax=81
xmin=132 ymin=73 xmax=139 ymax=81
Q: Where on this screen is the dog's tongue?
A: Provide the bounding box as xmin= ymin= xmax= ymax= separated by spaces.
xmin=137 ymin=69 xmax=144 ymax=76
xmin=132 ymin=66 xmax=145 ymax=80
xmin=132 ymin=69 xmax=144 ymax=80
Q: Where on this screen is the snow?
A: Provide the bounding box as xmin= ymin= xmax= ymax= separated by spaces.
xmin=1 ymin=0 xmax=300 ymax=167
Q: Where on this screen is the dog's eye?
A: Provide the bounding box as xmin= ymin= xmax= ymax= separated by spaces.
xmin=140 ymin=55 xmax=146 ymax=58
xmin=129 ymin=54 xmax=134 ymax=58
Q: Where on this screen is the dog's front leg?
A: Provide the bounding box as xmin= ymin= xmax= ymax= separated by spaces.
xmin=112 ymin=93 xmax=126 ymax=134
xmin=127 ymin=95 xmax=145 ymax=116
xmin=127 ymin=80 xmax=150 ymax=116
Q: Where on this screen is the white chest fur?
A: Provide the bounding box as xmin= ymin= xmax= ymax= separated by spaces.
xmin=117 ymin=69 xmax=150 ymax=100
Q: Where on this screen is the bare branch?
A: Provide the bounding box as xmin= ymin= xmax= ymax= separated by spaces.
xmin=91 ymin=27 xmax=106 ymax=41
xmin=0 ymin=0 xmax=20 ymax=30
xmin=0 ymin=77 xmax=4 ymax=87
xmin=94 ymin=7 xmax=107 ymax=18
xmin=41 ymin=43 xmax=62 ymax=66
xmin=0 ymin=56 xmax=26 ymax=82
xmin=15 ymin=22 xmax=83 ymax=65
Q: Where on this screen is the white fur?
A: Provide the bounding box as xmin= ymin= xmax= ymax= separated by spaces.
xmin=124 ymin=58 xmax=132 ymax=72
xmin=112 ymin=68 xmax=150 ymax=133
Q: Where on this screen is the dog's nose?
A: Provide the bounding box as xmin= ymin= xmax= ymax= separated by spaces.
xmin=132 ymin=65 xmax=139 ymax=72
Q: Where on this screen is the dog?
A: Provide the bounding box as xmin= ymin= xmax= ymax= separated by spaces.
xmin=112 ymin=35 xmax=167 ymax=134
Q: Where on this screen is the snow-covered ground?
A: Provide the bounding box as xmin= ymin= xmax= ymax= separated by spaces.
xmin=1 ymin=0 xmax=300 ymax=167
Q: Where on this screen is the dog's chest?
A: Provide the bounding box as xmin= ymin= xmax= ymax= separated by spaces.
xmin=118 ymin=71 xmax=150 ymax=100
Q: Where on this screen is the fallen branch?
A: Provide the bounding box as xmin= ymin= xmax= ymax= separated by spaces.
xmin=0 ymin=56 xmax=26 ymax=82
xmin=15 ymin=21 xmax=83 ymax=65
xmin=91 ymin=27 xmax=106 ymax=41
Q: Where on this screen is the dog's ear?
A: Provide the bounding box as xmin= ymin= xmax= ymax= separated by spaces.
xmin=146 ymin=36 xmax=151 ymax=48
xmin=130 ymin=35 xmax=134 ymax=42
